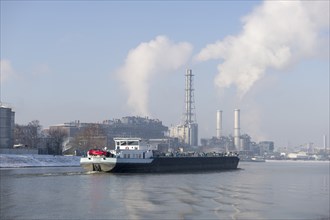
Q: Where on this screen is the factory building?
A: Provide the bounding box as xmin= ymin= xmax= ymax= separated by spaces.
xmin=240 ymin=134 xmax=252 ymax=151
xmin=0 ymin=104 xmax=15 ymax=149
xmin=49 ymin=121 xmax=81 ymax=138
xmin=259 ymin=141 xmax=274 ymax=155
xmin=103 ymin=116 xmax=168 ymax=141
xmin=202 ymin=109 xmax=266 ymax=154
xmin=200 ymin=136 xmax=235 ymax=152
xmin=169 ymin=69 xmax=198 ymax=146
xmin=169 ymin=123 xmax=198 ymax=147
xmin=50 ymin=116 xmax=168 ymax=151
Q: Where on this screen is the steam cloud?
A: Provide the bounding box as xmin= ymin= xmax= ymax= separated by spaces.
xmin=196 ymin=1 xmax=329 ymax=97
xmin=0 ymin=59 xmax=15 ymax=83
xmin=117 ymin=35 xmax=192 ymax=116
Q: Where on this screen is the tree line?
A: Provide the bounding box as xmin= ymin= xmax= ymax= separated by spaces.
xmin=14 ymin=120 xmax=107 ymax=155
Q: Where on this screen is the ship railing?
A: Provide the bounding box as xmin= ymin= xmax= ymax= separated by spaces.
xmin=156 ymin=151 xmax=239 ymax=158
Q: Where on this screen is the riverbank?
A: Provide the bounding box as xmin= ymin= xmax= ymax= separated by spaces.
xmin=0 ymin=154 xmax=80 ymax=168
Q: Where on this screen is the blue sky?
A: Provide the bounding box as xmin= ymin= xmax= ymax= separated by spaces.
xmin=1 ymin=1 xmax=329 ymax=148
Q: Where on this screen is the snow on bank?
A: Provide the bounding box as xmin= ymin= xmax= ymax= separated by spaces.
xmin=0 ymin=154 xmax=80 ymax=168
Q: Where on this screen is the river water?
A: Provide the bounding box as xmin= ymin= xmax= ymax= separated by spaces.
xmin=0 ymin=161 xmax=329 ymax=220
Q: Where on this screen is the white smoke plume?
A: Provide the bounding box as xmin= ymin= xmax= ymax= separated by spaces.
xmin=117 ymin=35 xmax=192 ymax=116
xmin=0 ymin=59 xmax=15 ymax=83
xmin=196 ymin=1 xmax=329 ymax=97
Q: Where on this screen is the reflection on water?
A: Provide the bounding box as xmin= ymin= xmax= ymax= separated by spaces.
xmin=0 ymin=161 xmax=329 ymax=219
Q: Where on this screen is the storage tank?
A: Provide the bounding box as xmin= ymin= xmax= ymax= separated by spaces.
xmin=0 ymin=105 xmax=15 ymax=148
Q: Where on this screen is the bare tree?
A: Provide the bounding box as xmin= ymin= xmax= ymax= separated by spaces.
xmin=28 ymin=120 xmax=42 ymax=148
xmin=71 ymin=124 xmax=107 ymax=152
xmin=14 ymin=124 xmax=25 ymax=146
xmin=14 ymin=120 xmax=42 ymax=148
xmin=48 ymin=127 xmax=68 ymax=155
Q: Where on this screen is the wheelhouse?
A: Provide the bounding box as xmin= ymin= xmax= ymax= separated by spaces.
xmin=114 ymin=138 xmax=149 ymax=150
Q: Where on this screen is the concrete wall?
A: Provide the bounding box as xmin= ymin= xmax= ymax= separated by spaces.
xmin=0 ymin=148 xmax=38 ymax=155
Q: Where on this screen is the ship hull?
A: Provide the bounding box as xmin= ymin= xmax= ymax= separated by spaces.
xmin=80 ymin=156 xmax=239 ymax=173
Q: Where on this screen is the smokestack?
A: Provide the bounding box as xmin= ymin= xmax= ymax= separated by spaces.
xmin=216 ymin=110 xmax=222 ymax=139
xmin=324 ymin=135 xmax=328 ymax=150
xmin=234 ymin=109 xmax=240 ymax=151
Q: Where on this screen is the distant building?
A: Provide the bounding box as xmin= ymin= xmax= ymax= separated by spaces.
xmin=240 ymin=134 xmax=252 ymax=151
xmin=200 ymin=136 xmax=235 ymax=152
xmin=103 ymin=116 xmax=168 ymax=141
xmin=49 ymin=116 xmax=168 ymax=150
xmin=259 ymin=141 xmax=275 ymax=155
xmin=169 ymin=123 xmax=198 ymax=147
xmin=49 ymin=121 xmax=81 ymax=138
xmin=0 ymin=104 xmax=15 ymax=148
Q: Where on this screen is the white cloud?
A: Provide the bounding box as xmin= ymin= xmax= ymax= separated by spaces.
xmin=0 ymin=59 xmax=15 ymax=83
xmin=116 ymin=35 xmax=193 ymax=116
xmin=196 ymin=1 xmax=329 ymax=98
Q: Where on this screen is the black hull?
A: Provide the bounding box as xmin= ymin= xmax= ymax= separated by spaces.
xmin=109 ymin=156 xmax=239 ymax=173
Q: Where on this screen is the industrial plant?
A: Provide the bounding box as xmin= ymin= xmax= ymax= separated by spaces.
xmin=203 ymin=109 xmax=275 ymax=157
xmin=1 ymin=69 xmax=329 ymax=161
xmin=169 ymin=69 xmax=198 ymax=147
xmin=47 ymin=116 xmax=168 ymax=153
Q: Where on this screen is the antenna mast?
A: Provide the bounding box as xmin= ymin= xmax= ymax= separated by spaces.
xmin=184 ymin=69 xmax=196 ymax=124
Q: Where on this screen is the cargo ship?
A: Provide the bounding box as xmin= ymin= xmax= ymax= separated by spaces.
xmin=80 ymin=138 xmax=239 ymax=173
